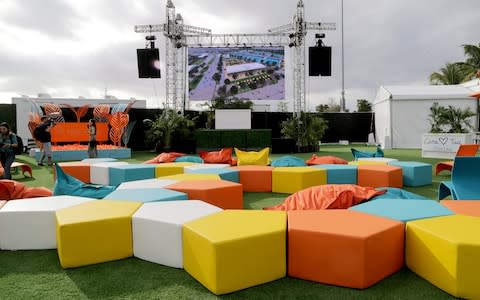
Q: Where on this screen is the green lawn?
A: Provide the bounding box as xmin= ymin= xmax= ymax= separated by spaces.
xmin=1 ymin=145 xmax=455 ymax=299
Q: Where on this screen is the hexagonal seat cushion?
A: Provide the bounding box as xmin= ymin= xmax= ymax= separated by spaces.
xmin=231 ymin=166 xmax=273 ymax=192
xmin=357 ymin=157 xmax=398 ymax=164
xmin=81 ymin=158 xmax=118 ymax=164
xmin=155 ymin=162 xmax=197 ymax=177
xmin=371 ymin=187 xmax=429 ymax=201
xmin=108 ymin=164 xmax=157 ymax=186
xmin=132 ymin=200 xmax=222 ymax=268
xmin=116 ymin=178 xmax=178 ymax=190
xmin=350 ymin=199 xmax=453 ymax=222
xmin=89 ymin=161 xmax=129 ymax=185
xmin=103 ymin=188 xmax=187 ymax=203
xmin=161 ymin=173 xmax=221 ymax=181
xmin=183 ymin=210 xmax=287 ymax=295
xmin=349 ymin=160 xmax=387 ymax=166
xmin=272 ymin=167 xmax=326 ymax=194
xmin=406 ymin=215 xmax=480 ymax=299
xmin=186 ymin=167 xmax=240 ymax=183
xmin=55 ymin=200 xmax=142 ymax=268
xmin=288 ymin=210 xmax=404 ymax=289
xmin=56 ymin=162 xmax=91 ymax=183
xmin=0 ymin=196 xmax=93 ymax=250
xmin=357 ymin=164 xmax=403 ymax=188
xmin=440 ymin=200 xmax=480 ymax=217
xmin=183 ymin=164 xmax=231 ymax=173
xmin=311 ymin=164 xmax=357 ymax=184
xmin=388 ymin=161 xmax=432 ymax=187
xmin=166 ymin=180 xmax=243 ymax=209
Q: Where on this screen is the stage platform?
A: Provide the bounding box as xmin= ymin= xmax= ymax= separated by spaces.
xmin=33 ymin=147 xmax=131 ymax=162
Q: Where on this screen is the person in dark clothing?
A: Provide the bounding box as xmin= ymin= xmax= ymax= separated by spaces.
xmin=87 ymin=119 xmax=97 ymax=158
xmin=0 ymin=122 xmax=18 ymax=179
xmin=36 ymin=116 xmax=54 ymax=166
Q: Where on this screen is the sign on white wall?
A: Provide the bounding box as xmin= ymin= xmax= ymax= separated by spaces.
xmin=422 ymin=133 xmax=474 ymax=158
xmin=215 ymin=109 xmax=251 ymax=129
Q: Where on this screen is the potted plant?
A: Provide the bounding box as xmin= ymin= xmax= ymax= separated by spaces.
xmin=145 ymin=109 xmax=196 ymax=153
xmin=280 ymin=112 xmax=328 ymax=152
xmin=423 ymin=102 xmax=476 ymax=158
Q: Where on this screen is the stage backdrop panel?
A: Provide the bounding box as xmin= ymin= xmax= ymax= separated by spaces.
xmin=215 ymin=109 xmax=251 ymax=130
xmin=51 ymin=122 xmax=109 ymax=144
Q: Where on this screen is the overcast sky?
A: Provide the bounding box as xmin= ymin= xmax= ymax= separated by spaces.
xmin=0 ymin=0 xmax=478 ymax=111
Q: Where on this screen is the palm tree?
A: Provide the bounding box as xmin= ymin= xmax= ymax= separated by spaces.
xmin=442 ymin=105 xmax=475 ymax=133
xmin=430 ymin=63 xmax=465 ymax=85
xmin=428 ymin=102 xmax=448 ymax=133
xmin=459 ymin=43 xmax=480 ymax=81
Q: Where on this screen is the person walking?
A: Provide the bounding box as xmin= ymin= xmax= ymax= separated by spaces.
xmin=35 ymin=116 xmax=54 ymax=166
xmin=0 ymin=122 xmax=18 ymax=179
xmin=87 ymin=119 xmax=97 ymax=158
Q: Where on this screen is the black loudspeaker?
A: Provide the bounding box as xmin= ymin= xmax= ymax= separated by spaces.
xmin=137 ymin=48 xmax=161 ymax=78
xmin=308 ymin=46 xmax=331 ymax=76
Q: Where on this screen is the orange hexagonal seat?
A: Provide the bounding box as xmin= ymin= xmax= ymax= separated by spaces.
xmin=231 ymin=166 xmax=273 ymax=192
xmin=440 ymin=200 xmax=480 ymax=217
xmin=357 ymin=164 xmax=403 ymax=188
xmin=166 ymin=180 xmax=243 ymax=209
xmin=288 ymin=209 xmax=404 ymax=289
xmin=55 ymin=162 xmax=91 ymax=183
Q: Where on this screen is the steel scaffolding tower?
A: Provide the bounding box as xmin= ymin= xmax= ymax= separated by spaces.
xmin=134 ymin=0 xmax=335 ymax=117
xmin=269 ymin=0 xmax=335 ymax=117
xmin=135 ymin=0 xmax=211 ymax=114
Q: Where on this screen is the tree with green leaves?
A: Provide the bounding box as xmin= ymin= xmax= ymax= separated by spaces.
xmin=211 ymin=72 xmax=222 ymax=99
xmin=145 ymin=109 xmax=195 ymax=151
xmin=428 ymin=102 xmax=475 ymax=133
xmin=430 ymin=63 xmax=466 ymax=85
xmin=457 ymin=43 xmax=480 ymax=81
xmin=428 ymin=102 xmax=448 ymax=133
xmin=280 ymin=112 xmax=328 ymax=147
xmin=356 ymin=99 xmax=372 ymax=112
xmin=229 ymin=85 xmax=239 ymax=95
xmin=442 ymin=105 xmax=476 ymax=133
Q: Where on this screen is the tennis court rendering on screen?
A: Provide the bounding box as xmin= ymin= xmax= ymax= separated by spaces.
xmin=188 ymin=47 xmax=285 ymax=101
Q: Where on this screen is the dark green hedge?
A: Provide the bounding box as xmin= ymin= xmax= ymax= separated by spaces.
xmin=196 ymin=129 xmax=271 ymax=151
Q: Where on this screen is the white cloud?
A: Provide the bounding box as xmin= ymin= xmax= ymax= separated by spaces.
xmin=0 ymin=0 xmax=479 ymax=108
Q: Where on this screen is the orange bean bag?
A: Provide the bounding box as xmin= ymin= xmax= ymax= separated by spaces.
xmin=265 ymin=184 xmax=385 ymax=211
xmin=305 ymin=154 xmax=348 ymax=165
xmin=199 ymin=148 xmax=236 ymax=165
xmin=0 ymin=179 xmax=52 ymax=200
xmin=144 ymin=152 xmax=186 ymax=164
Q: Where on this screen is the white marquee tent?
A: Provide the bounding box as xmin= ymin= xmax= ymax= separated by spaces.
xmin=373 ymin=85 xmax=477 ymax=149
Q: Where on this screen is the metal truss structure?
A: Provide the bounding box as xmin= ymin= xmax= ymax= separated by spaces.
xmin=134 ymin=0 xmax=335 ymax=117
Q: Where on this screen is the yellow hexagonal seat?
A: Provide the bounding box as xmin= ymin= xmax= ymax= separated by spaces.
xmin=406 ymin=214 xmax=480 ymax=299
xmin=155 ymin=162 xmax=197 ymax=177
xmin=183 ymin=210 xmax=286 ymax=295
xmin=272 ymin=167 xmax=326 ymax=194
xmin=56 ymin=200 xmax=142 ymax=268
xmin=162 ymin=173 xmax=221 ymax=181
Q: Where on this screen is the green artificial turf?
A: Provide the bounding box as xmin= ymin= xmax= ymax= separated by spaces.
xmin=1 ymin=145 xmax=456 ymax=299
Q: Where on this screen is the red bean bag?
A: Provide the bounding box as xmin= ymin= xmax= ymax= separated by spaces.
xmin=199 ymin=148 xmax=236 ymax=165
xmin=0 ymin=180 xmax=52 ymax=200
xmin=305 ymin=154 xmax=348 ymax=165
xmin=144 ymin=152 xmax=186 ymax=164
xmin=265 ymin=184 xmax=385 ymax=211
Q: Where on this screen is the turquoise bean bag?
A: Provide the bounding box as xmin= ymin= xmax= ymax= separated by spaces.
xmin=271 ymin=155 xmax=307 ymax=167
xmin=53 ymin=164 xmax=116 ymax=199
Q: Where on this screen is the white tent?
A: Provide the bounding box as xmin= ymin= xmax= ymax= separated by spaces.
xmin=373 ymin=85 xmax=477 ymax=149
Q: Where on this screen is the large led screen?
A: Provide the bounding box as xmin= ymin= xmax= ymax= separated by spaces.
xmin=188 ymin=47 xmax=285 ymax=101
